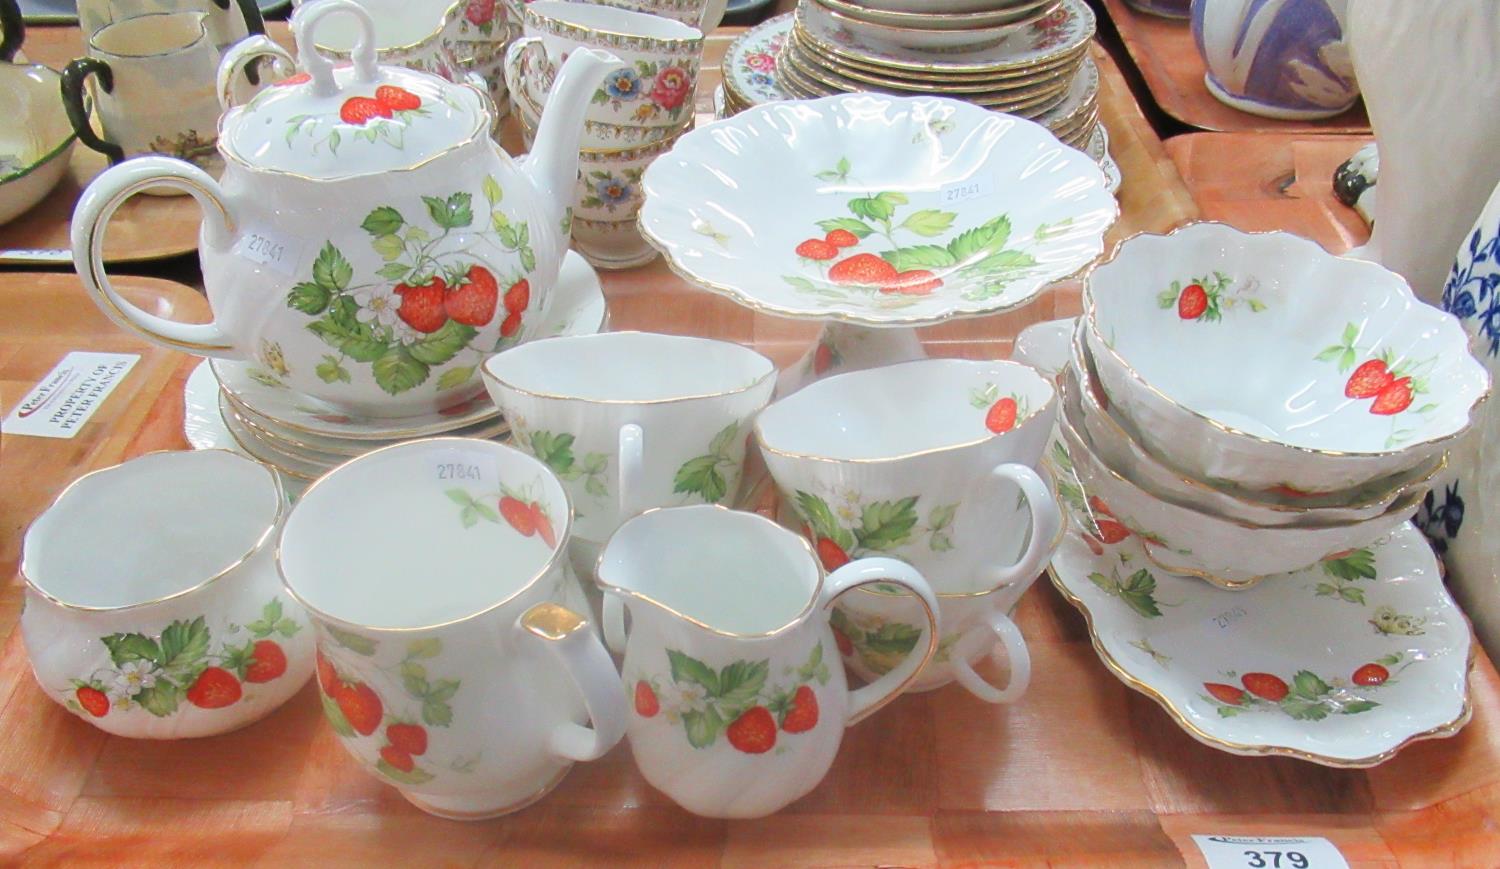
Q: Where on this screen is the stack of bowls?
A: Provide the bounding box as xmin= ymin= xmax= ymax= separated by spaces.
xmin=505 ymin=0 xmax=704 ymax=270
xmin=1051 ymin=223 xmax=1490 ymax=589
xmin=774 ymin=0 xmax=1100 ymax=153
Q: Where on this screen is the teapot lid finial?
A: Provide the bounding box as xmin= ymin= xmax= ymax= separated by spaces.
xmin=294 ymin=0 xmax=380 ymax=99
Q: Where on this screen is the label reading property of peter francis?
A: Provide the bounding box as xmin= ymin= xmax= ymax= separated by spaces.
xmin=3 ymin=352 xmax=140 ymax=439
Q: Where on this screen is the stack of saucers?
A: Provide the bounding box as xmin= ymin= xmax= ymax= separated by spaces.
xmin=1048 ymin=222 xmax=1490 ymax=590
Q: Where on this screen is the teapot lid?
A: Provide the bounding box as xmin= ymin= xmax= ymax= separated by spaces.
xmin=219 ymin=0 xmax=490 ymax=180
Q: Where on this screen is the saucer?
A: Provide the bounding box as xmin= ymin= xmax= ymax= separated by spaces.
xmin=722 ymin=13 xmax=795 ymax=111
xmin=1049 ymin=517 xmax=1472 ymax=766
xmin=210 ymin=251 xmax=607 ymax=441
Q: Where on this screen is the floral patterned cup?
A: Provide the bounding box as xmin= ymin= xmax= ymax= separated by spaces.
xmin=278 ymin=438 xmax=627 ymax=820
xmin=21 ymin=450 xmax=313 ymax=739
xmin=579 ymin=0 xmax=726 ymax=31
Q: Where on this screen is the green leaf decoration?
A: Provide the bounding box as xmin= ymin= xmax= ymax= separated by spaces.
xmin=436 ymin=365 xmax=476 ymax=391
xmin=422 ymin=697 xmax=454 ymax=727
xmin=102 ymin=633 xmax=160 ymax=669
xmin=1280 ymin=696 xmax=1330 ymax=721
xmin=423 ymin=192 xmax=474 ymax=229
xmin=372 ymin=347 xmax=430 ymax=395
xmin=928 ymin=503 xmax=957 ymax=531
xmin=374 ymin=261 xmax=408 ymax=281
xmin=519 ymin=245 xmax=537 ymax=273
xmin=312 ymin=242 xmax=353 ymax=292
xmin=848 ymin=195 xmax=895 ymax=223
xmin=1342 ymin=322 xmax=1360 ymax=346
xmin=881 ymin=245 xmax=957 ymax=272
xmin=274 ymin=618 xmax=300 ymax=638
xmin=328 ymin=626 xmax=378 ymax=656
xmin=715 ymin=660 xmax=769 ymax=716
xmin=327 ymin=295 xmax=360 ymax=331
xmin=316 ymin=355 xmax=351 ymax=384
xmin=1322 ymin=549 xmax=1377 ymax=582
xmin=682 ymin=707 xmax=724 ymax=749
xmin=482 ymin=175 xmax=503 ymax=206
xmin=403 ymin=673 xmax=430 ymax=700
xmin=966 ymin=249 xmax=1037 ymax=274
xmin=407 ymin=320 xmax=477 ymax=366
xmin=709 ymin=421 xmax=739 ymax=457
xmin=946 ymin=215 xmax=1011 ymax=263
xmin=529 ymin=431 xmax=577 ymax=474
xmin=783 ymin=275 xmax=818 ymax=291
xmin=407 ymin=638 xmax=442 ymax=659
xmin=286 ymin=281 xmax=330 ymax=315
xmin=371 ymin=233 xmax=405 ymax=262
xmin=673 ymin=455 xmax=728 ymax=504
xmin=135 ymin=680 xmax=182 ymax=717
xmin=1118 ymin=569 xmax=1163 ymax=618
xmin=816 ymin=217 xmax=874 ymax=238
xmin=1340 ymin=699 xmax=1379 ymax=715
xmin=1339 ymin=586 xmax=1367 ymax=605
xmin=899 ymin=209 xmax=957 ymax=237
xmin=1291 ymin=670 xmax=1331 ymax=699
xmin=320 ymin=690 xmax=356 ymax=736
xmin=327 ymin=128 xmax=341 ymax=155
xmin=856 ymin=497 xmax=919 ymax=551
xmin=377 ymin=759 xmax=436 ymax=785
xmin=361 ymin=206 xmax=404 ymax=237
xmin=428 ymin=679 xmax=460 ymax=702
xmin=794 ymin=490 xmax=856 ymax=553
xmin=158 ymin=617 xmax=210 ymax=679
xmin=863 ymin=622 xmax=922 ymax=655
xmin=667 ymin=649 xmax=719 ymax=694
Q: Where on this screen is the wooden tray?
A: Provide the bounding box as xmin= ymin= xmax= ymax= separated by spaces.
xmin=1100 ymin=0 xmax=1371 ymax=134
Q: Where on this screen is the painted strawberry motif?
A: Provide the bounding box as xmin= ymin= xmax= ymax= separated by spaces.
xmin=813 ymin=341 xmax=836 ymax=375
xmin=779 ymin=685 xmax=819 ymax=733
xmin=500 ymin=310 xmax=522 ymax=338
xmin=884 ymin=269 xmax=942 ymax=295
xmin=186 ymin=667 xmax=243 ymax=709
xmin=504 ymin=278 xmax=530 ymax=314
xmin=243 ymin=639 xmax=288 ymax=683
xmin=1240 ymin=672 xmax=1289 ymax=702
xmin=985 ymin=397 xmax=1018 ymax=433
xmin=1352 ymin=663 xmax=1389 ymax=686
xmin=815 ymin=536 xmax=850 ymax=571
xmin=500 ymin=496 xmax=537 ymax=536
xmin=726 ymin=706 xmax=777 ymax=753
xmin=394 ymin=277 xmax=449 ymax=333
xmin=379 ymin=745 xmax=415 ymax=773
xmin=386 ymin=722 xmax=428 ymax=755
xmin=1095 ymin=518 xmax=1132 ymax=544
xmin=374 ymin=85 xmax=421 ymax=112
xmin=531 ymin=502 xmax=556 ymax=548
xmin=1176 ymin=282 xmax=1209 ymax=320
xmin=275 ymin=71 xmax=312 ymax=87
xmin=339 ymin=96 xmax=393 ymax=126
xmin=444 ymin=265 xmax=498 ymax=327
xmin=634 ymin=680 xmax=660 ymax=717
xmin=1345 ymin=359 xmax=1394 ymax=399
xmin=335 ymin=681 xmax=383 ymax=736
xmin=316 ymin=649 xmax=339 ymax=695
xmin=76 ymin=686 xmax=110 ymax=717
xmin=828 ymin=253 xmax=898 ymax=286
xmin=1370 ymin=377 xmax=1414 ymax=415
xmin=796 ymin=238 xmax=839 ymax=260
xmin=825 ymin=228 xmax=859 ymax=248
xmin=1204 ymin=682 xmax=1247 ymax=705
xmin=1083 ymin=533 xmax=1105 ymax=556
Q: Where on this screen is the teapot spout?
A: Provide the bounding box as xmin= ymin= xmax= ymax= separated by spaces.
xmin=524 ymin=47 xmax=626 ymax=231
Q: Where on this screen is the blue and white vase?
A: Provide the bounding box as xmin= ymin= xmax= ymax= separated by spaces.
xmin=1190 ymin=0 xmax=1357 ymax=120
xmin=1426 ymin=178 xmax=1500 ymax=655
xmin=1126 ymin=0 xmax=1190 ymax=20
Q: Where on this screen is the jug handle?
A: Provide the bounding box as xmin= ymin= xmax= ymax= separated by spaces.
xmin=949 ymin=609 xmax=1032 ymax=704
xmin=70 ymin=157 xmax=241 ymax=357
xmin=218 ymin=35 xmax=296 ymax=110
xmin=617 ymin=423 xmax=646 ymax=525
xmin=819 ymin=557 xmax=941 ymax=725
xmin=973 ymin=463 xmax=1062 ymax=590
xmin=516 ymin=602 xmax=628 ymax=762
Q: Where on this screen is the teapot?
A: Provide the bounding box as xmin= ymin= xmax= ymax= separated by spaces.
xmin=71 ymin=0 xmax=622 ymax=418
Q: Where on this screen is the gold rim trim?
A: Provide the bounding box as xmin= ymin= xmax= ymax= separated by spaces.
xmin=793 ymin=24 xmax=1088 ymax=83
xmin=1045 ymin=547 xmax=1477 ymax=767
xmin=481 ymin=331 xmax=776 ymax=406
xmin=790 ymin=29 xmax=1082 ymax=94
xmin=809 ymin=0 xmax=1054 ymax=41
xmin=778 ymin=42 xmax=1073 ymax=110
xmin=1080 ymin=221 xmax=1495 ymax=461
xmin=812 ymin=0 xmax=1055 ymax=30
xmin=20 ymin=449 xmax=287 ymax=613
xmin=510 ymin=78 xmax=688 ymax=154
xmin=276 ymin=437 xmax=577 ymax=634
xmin=401 ymin=764 xmax=571 ymax=820
xmin=524 ymin=3 xmax=703 ymax=53
xmin=231 ymin=394 xmax=510 ymax=457
xmin=221 ymin=407 xmax=323 ymax=482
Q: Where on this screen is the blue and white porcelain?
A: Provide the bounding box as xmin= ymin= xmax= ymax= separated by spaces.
xmin=1190 ymin=0 xmax=1358 ymax=120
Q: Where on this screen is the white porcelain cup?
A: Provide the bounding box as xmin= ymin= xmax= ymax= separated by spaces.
xmin=20 ymin=450 xmax=313 ymax=739
xmin=581 ymin=0 xmax=727 ymax=31
xmin=483 ymin=331 xmax=777 ymax=553
xmin=296 ymin=0 xmax=468 ymax=82
xmin=277 ymin=437 xmax=627 ymax=820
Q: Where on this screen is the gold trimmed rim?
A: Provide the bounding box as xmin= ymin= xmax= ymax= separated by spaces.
xmin=480 ymin=331 xmax=777 ymax=406
xmin=230 ymin=394 xmax=510 ymax=457
xmin=510 ymin=78 xmax=689 ymax=154
xmin=789 ymin=30 xmax=1083 ymax=94
xmin=793 ymin=24 xmax=1089 ymax=83
xmin=812 ymin=0 xmax=1055 ymax=30
xmin=222 ymin=395 xmax=357 ymax=465
xmin=809 ymin=0 xmax=1053 ymax=40
xmin=315 ymin=0 xmax=466 ymax=56
xmin=524 ymin=1 xmax=703 ymax=52
xmin=778 ymin=41 xmax=1072 ymax=108
xmin=1081 ymin=221 xmax=1495 ymax=461
xmin=221 ymin=405 xmax=324 ymax=482
xmin=20 ymin=449 xmax=287 ymax=612
xmin=276 ymin=437 xmax=576 ymax=634
xmin=1045 ymin=543 xmax=1477 ymax=767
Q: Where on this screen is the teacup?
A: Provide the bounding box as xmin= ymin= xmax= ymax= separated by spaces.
xmin=511 ymin=66 xmax=682 ymax=149
xmin=20 ymin=450 xmax=313 ymax=739
xmin=581 ymin=0 xmax=727 ymax=31
xmin=482 ymin=331 xmax=776 ymax=553
xmin=755 ymin=358 xmax=1063 ymax=595
xmin=278 ymin=437 xmax=626 ymax=820
xmin=297 ymin=0 xmax=467 ymax=81
xmin=61 ymin=11 xmax=224 ymax=180
xmin=509 ymin=1 xmax=701 ymax=137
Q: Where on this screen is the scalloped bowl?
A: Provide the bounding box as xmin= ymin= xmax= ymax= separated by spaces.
xmin=1083 ymin=223 xmax=1490 ymax=493
xmin=639 ymin=93 xmax=1116 ymax=327
xmin=0 ymin=63 xmax=76 ymax=226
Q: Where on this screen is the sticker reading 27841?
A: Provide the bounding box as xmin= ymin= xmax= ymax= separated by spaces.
xmin=939 ymin=174 xmax=998 ymax=206
xmin=233 ymin=226 xmax=304 ymax=278
xmin=432 ymin=449 xmax=497 ymax=490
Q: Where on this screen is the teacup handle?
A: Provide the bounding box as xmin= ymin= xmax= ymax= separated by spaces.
xmin=503 ymin=37 xmax=543 ymax=110
xmin=819 ymin=557 xmax=941 ymax=725
xmin=949 ymin=610 xmax=1032 ymax=704
xmin=218 ymin=35 xmax=296 ymax=109
xmin=60 ymin=58 xmax=126 ymax=165
xmin=977 ymin=463 xmax=1062 ymax=589
xmin=292 ymin=0 xmax=379 ymax=98
xmin=601 ymin=423 xmax=646 ymax=655
xmin=70 ymin=157 xmax=241 ymax=356
xmin=516 ymin=602 xmax=627 ymax=762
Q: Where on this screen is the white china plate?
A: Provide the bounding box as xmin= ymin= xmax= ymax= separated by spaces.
xmin=808 ymin=0 xmax=1056 ymax=52
xmin=722 ymin=13 xmax=795 ymax=109
xmin=210 ymin=251 xmax=607 ymax=440
xmin=1049 ymin=512 xmax=1472 ymax=766
xmin=641 ymin=93 xmax=1116 ymax=327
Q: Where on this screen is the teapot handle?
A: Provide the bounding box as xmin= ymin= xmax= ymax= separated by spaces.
xmin=973 ymin=462 xmax=1062 ymax=590
xmin=819 ymin=557 xmax=940 ymax=725
xmin=70 ymin=157 xmax=241 ymax=357
xmin=515 ymin=602 xmax=627 ymax=762
xmin=292 ymin=0 xmax=380 ymax=98
xmin=218 ymin=35 xmax=296 ymax=109
xmin=949 ymin=608 xmax=1032 ymax=704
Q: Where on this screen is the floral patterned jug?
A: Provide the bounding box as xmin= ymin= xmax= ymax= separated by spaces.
xmin=70 ymin=0 xmax=622 ymax=418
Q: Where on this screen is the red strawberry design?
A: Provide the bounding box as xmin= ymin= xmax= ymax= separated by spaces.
xmin=531 ymin=502 xmax=556 ymax=548
xmin=316 ymin=649 xmax=338 ymax=695
xmin=335 ymin=680 xmax=383 ymax=736
xmin=1083 ymin=533 xmax=1105 ymax=556
xmin=1370 ymin=377 xmax=1414 ymax=415
xmin=1345 ymin=359 xmax=1394 ymax=399
xmin=634 ymin=680 xmax=659 ymax=717
xmin=1088 ymin=496 xmax=1114 ymax=517
xmin=500 ymin=496 xmax=537 ymax=536
xmin=1177 ymin=283 xmax=1209 ymax=320
xmin=1267 ymin=484 xmax=1316 ymax=499
xmin=274 ymin=71 xmax=312 ymax=87
xmin=444 ymin=265 xmax=499 ymax=327
xmin=1322 ymin=549 xmax=1356 ymax=562
xmin=828 ymin=253 xmax=897 ymax=286
xmin=815 ymin=537 xmax=850 ymax=571
xmin=186 ymin=667 xmax=243 ymax=709
xmin=394 ymin=277 xmax=449 ymax=334
xmin=500 ymin=310 xmax=522 ymax=339
xmin=726 ymin=706 xmax=777 ymax=753
xmin=884 ymin=270 xmax=942 ymax=295
xmin=1204 ymin=682 xmax=1247 ymax=705
xmin=1240 ymin=672 xmax=1289 ymax=702
xmin=76 ymin=686 xmax=109 ymax=717
xmin=339 ymin=96 xmax=393 ymax=126
xmin=813 ymin=342 xmax=835 ymax=375
xmin=780 ymin=685 xmax=819 ymax=733
xmin=244 ymin=640 xmax=288 ymax=683
xmin=379 ymin=745 xmax=415 ymax=773
xmin=825 ymin=228 xmax=859 ymax=248
xmin=833 ymin=626 xmax=854 ymax=657
xmin=504 ymin=279 xmax=530 ymax=314
xmin=795 ymin=238 xmax=839 ymax=260
xmin=386 ymin=722 xmax=428 ymax=755
xmin=985 ymin=397 xmax=1018 ymax=433
xmin=1352 ymin=663 xmax=1389 ymax=686
xmin=1094 ymin=519 xmax=1131 ymax=544
xmin=375 ymin=85 xmax=421 ymax=112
